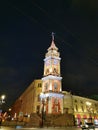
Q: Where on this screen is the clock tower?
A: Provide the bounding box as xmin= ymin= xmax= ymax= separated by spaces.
xmin=40 ymin=33 xmax=64 ymax=114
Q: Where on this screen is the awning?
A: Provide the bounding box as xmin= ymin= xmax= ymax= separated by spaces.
xmin=94 ymin=116 xmax=97 ymax=119
xmin=83 ymin=115 xmax=87 ymax=119
xmin=77 ymin=114 xmax=81 ymax=118
xmin=89 ymin=116 xmax=92 ymax=119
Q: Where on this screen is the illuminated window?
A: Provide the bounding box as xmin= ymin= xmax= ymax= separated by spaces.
xmin=76 ymin=105 xmax=78 ymax=111
xmin=38 ymin=83 xmax=41 ymax=87
xmin=54 ymin=106 xmax=58 ymax=112
xmin=54 ymin=98 xmax=58 ymax=104
xmin=74 ymin=100 xmax=77 ymax=103
xmin=54 ymin=82 xmax=58 ymax=91
xmin=37 ymin=94 xmax=40 ymax=101
xmin=81 ymin=106 xmax=84 ymax=112
xmin=53 ymin=68 xmax=58 ymax=75
xmin=80 ymin=101 xmax=83 ymax=104
xmin=36 ymin=105 xmax=40 ymax=114
xmin=46 ymin=69 xmax=49 ymax=75
xmin=45 ymin=83 xmax=48 ymax=91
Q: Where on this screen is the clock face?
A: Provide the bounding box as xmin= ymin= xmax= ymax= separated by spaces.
xmin=46 ymin=60 xmax=50 ymax=66
xmin=53 ymin=59 xmax=58 ymax=65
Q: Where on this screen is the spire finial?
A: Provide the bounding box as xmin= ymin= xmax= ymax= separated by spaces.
xmin=51 ymin=32 xmax=55 ymax=41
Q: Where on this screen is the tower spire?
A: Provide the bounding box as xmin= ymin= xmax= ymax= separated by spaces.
xmin=47 ymin=32 xmax=58 ymax=51
xmin=51 ymin=32 xmax=55 ymax=41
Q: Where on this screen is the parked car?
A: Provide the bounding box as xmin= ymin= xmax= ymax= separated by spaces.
xmin=81 ymin=122 xmax=95 ymax=130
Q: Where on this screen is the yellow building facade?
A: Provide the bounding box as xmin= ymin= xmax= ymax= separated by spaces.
xmin=73 ymin=95 xmax=98 ymax=125
xmin=63 ymin=92 xmax=98 ymax=125
xmin=11 ymin=79 xmax=42 ymax=119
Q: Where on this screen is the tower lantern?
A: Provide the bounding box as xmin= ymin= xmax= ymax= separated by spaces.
xmin=40 ymin=33 xmax=64 ymax=114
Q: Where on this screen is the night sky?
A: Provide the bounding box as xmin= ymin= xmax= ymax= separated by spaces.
xmin=0 ymin=0 xmax=98 ymax=110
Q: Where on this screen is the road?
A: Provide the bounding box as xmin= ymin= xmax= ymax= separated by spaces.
xmin=0 ymin=126 xmax=98 ymax=130
xmin=0 ymin=126 xmax=79 ymax=130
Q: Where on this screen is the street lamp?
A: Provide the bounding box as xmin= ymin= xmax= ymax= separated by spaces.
xmin=40 ymin=93 xmax=46 ymax=127
xmin=41 ymin=99 xmax=45 ymax=127
xmin=40 ymin=93 xmax=50 ymax=127
xmin=0 ymin=95 xmax=6 ymax=105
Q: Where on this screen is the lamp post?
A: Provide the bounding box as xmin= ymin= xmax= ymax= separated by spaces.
xmin=41 ymin=99 xmax=45 ymax=127
xmin=0 ymin=95 xmax=6 ymax=106
xmin=40 ymin=93 xmax=46 ymax=127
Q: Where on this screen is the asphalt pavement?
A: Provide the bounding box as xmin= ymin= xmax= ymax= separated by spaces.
xmin=1 ymin=126 xmax=98 ymax=130
xmin=0 ymin=126 xmax=82 ymax=130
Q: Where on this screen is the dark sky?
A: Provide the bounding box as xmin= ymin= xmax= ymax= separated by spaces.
xmin=0 ymin=0 xmax=98 ymax=110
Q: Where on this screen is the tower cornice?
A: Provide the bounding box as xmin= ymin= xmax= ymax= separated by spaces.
xmin=44 ymin=56 xmax=61 ymax=61
xmin=42 ymin=75 xmax=62 ymax=80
